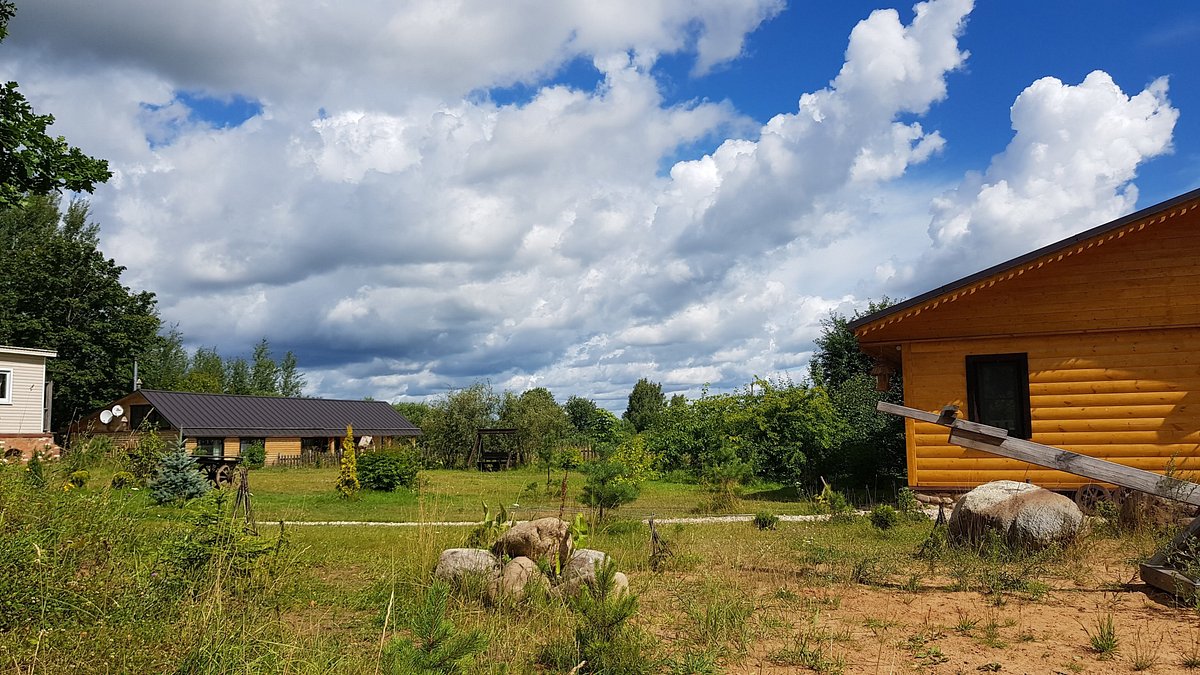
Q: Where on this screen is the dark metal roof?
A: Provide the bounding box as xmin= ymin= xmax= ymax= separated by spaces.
xmin=137 ymin=389 xmax=422 ymax=438
xmin=848 ymin=186 xmax=1200 ymax=333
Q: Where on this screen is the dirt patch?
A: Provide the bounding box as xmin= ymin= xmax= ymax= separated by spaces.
xmin=631 ymin=526 xmax=1200 ymax=674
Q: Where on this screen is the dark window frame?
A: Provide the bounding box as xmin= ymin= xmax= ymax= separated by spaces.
xmin=194 ymin=437 xmax=225 ymax=457
xmin=965 ymin=353 xmax=1032 ymax=439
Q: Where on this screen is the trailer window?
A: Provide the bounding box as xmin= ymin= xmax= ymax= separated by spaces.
xmin=965 ymin=353 xmax=1032 ymax=439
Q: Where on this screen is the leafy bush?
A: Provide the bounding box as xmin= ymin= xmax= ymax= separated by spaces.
xmin=358 ymin=447 xmax=420 ymax=491
xmin=68 ymin=470 xmax=90 ymax=488
xmin=897 ymin=487 xmax=921 ymax=515
xmin=126 ymin=431 xmax=167 ymax=482
xmin=578 ymin=460 xmax=641 ymax=521
xmin=241 ymin=442 xmax=265 ymax=469
xmin=869 ymin=504 xmax=900 ymax=530
xmin=608 ymin=435 xmax=659 ymax=486
xmin=149 ymin=441 xmax=211 ymax=505
xmin=753 ymin=512 xmax=780 ymax=531
xmin=110 ymin=471 xmax=135 ymax=489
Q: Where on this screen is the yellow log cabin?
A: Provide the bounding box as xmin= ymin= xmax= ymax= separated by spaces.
xmin=850 ymin=187 xmax=1200 ymax=494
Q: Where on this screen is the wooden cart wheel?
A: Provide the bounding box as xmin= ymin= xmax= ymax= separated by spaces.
xmin=1074 ymin=483 xmax=1110 ymax=515
xmin=215 ymin=464 xmax=234 ymax=487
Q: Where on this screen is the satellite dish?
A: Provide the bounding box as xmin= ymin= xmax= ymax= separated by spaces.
xmin=100 ymin=410 xmax=113 ymax=424
xmin=111 ymin=404 xmax=124 ymax=417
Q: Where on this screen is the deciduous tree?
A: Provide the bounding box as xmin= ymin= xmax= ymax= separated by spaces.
xmin=0 ymin=3 xmax=110 ymax=208
xmin=0 ymin=196 xmax=159 ymax=427
xmin=623 ymin=378 xmax=664 ymax=433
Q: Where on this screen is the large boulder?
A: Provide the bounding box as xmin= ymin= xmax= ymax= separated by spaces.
xmin=434 ymin=548 xmax=500 ymax=585
xmin=487 ymin=556 xmax=548 ymax=604
xmin=492 ymin=517 xmax=572 ymax=567
xmin=949 ymin=480 xmax=1082 ymax=549
xmin=557 ymin=549 xmax=623 ymax=596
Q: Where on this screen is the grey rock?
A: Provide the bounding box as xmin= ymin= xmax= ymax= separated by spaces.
xmin=492 ymin=517 xmax=573 ymax=567
xmin=487 ymin=556 xmax=548 ymax=603
xmin=434 ymin=548 xmax=500 ymax=585
xmin=949 ymin=480 xmax=1082 ymax=549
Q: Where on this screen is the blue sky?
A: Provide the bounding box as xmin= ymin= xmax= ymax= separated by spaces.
xmin=4 ymin=0 xmax=1198 ymax=406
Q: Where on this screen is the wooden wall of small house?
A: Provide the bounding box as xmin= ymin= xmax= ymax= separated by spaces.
xmin=0 ymin=353 xmax=48 ymax=435
xmin=861 ymin=203 xmax=1200 ymax=345
xmin=265 ymin=438 xmax=300 ymax=465
xmin=903 ymin=327 xmax=1200 ymax=489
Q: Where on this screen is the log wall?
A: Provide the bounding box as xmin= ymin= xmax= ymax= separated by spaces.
xmin=903 ymin=327 xmax=1200 ymax=489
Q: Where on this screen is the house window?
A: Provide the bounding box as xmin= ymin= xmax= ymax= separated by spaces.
xmin=0 ymin=368 xmax=11 ymax=404
xmin=194 ymin=437 xmax=225 ymax=457
xmin=240 ymin=438 xmax=265 ymax=455
xmin=966 ymin=353 xmax=1032 ymax=439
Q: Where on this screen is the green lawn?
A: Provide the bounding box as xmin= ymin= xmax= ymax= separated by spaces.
xmin=247 ymin=465 xmax=824 ymax=522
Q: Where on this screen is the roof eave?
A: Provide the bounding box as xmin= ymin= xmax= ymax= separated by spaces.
xmin=848 ymin=186 xmax=1200 ymax=336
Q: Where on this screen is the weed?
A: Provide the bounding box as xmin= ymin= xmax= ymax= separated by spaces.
xmin=952 ymin=610 xmax=978 ymax=636
xmin=1184 ymin=635 xmax=1200 ymax=668
xmin=1086 ymin=613 xmax=1119 ymax=659
xmin=1129 ymin=629 xmax=1161 ymax=671
xmin=767 ymin=637 xmax=845 ymax=673
xmin=753 ymin=511 xmax=780 ymax=530
xmin=667 ymin=649 xmax=722 ymax=674
xmin=869 ymin=504 xmax=899 ymax=530
xmin=685 ymin=582 xmax=755 ymax=650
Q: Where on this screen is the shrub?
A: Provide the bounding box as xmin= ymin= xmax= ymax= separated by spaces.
xmin=358 ymin=447 xmax=420 ymax=491
xmin=126 ymin=431 xmax=167 ymax=482
xmin=815 ymin=479 xmax=851 ymax=515
xmin=870 ymin=504 xmax=900 ymax=530
xmin=335 ymin=425 xmax=360 ymax=500
xmin=68 ymin=470 xmax=90 ymax=488
xmin=241 ymin=442 xmax=265 ymax=469
xmin=465 ymin=503 xmax=513 ymax=549
xmin=753 ymin=512 xmax=780 ymax=530
xmin=66 ymin=435 xmax=113 ymax=471
xmin=110 ymin=471 xmax=135 ymax=489
xmin=699 ymin=457 xmax=752 ymax=513
xmin=382 ymin=581 xmax=488 ymax=674
xmin=897 ymin=487 xmax=921 ymax=515
xmin=538 ymin=560 xmax=659 ymax=674
xmin=578 ymin=460 xmax=640 ymax=521
xmin=149 ymin=441 xmax=211 ymax=505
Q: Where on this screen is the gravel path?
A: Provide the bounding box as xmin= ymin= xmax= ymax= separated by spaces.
xmin=280 ymin=513 xmax=881 ymax=528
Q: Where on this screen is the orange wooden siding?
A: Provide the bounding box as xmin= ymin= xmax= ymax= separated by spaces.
xmin=265 ymin=437 xmax=300 ymax=465
xmin=902 ymin=328 xmax=1200 ymax=489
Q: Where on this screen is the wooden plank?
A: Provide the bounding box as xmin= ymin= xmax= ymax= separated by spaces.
xmin=1139 ymin=563 xmax=1199 ymax=602
xmin=877 ymin=401 xmax=939 ymax=424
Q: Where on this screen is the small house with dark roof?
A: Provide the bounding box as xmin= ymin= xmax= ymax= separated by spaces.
xmin=850 ymin=187 xmax=1200 ymax=495
xmin=71 ymin=389 xmax=421 ymax=465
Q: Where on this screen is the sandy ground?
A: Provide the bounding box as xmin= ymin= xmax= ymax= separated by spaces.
xmin=638 ymin=545 xmax=1200 ymax=674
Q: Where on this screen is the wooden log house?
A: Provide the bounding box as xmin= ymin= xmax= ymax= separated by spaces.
xmin=850 ymin=187 xmax=1200 ymax=492
xmin=70 ymin=389 xmax=421 ymax=465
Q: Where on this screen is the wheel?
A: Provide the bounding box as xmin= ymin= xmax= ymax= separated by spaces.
xmin=1074 ymin=483 xmax=1110 ymax=515
xmin=215 ymin=464 xmax=234 ymax=487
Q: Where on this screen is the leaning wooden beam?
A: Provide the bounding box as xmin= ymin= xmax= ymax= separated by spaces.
xmin=877 ymin=401 xmax=1200 ymax=507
